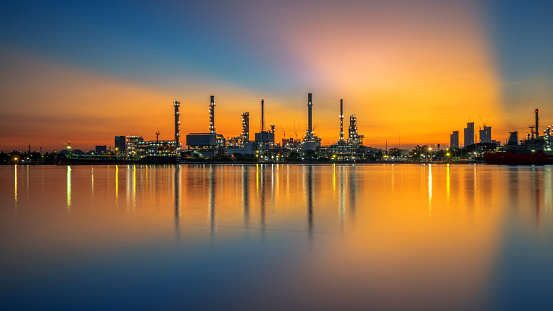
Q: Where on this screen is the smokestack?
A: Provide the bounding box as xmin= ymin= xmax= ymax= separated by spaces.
xmin=308 ymin=93 xmax=313 ymax=135
xmin=173 ymin=100 xmax=180 ymax=154
xmin=261 ymin=99 xmax=265 ymax=131
xmin=339 ymin=99 xmax=344 ymax=142
xmin=535 ymin=108 xmax=540 ymax=138
xmin=209 ymin=95 xmax=216 ymax=135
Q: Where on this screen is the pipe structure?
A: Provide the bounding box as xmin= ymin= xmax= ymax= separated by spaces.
xmin=535 ymin=108 xmax=540 ymax=138
xmin=173 ymin=100 xmax=180 ymax=155
xmin=339 ymin=99 xmax=344 ymax=142
xmin=209 ymin=96 xmax=216 ymax=135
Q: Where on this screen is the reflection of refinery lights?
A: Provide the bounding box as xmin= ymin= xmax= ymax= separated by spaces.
xmin=67 ymin=166 xmax=72 ymax=210
xmin=332 ymin=164 xmax=336 ymax=193
xmin=446 ymin=164 xmax=450 ymax=204
xmin=132 ymin=165 xmax=136 ymax=209
xmin=428 ymin=164 xmax=432 ymax=212
xmin=91 ymin=167 xmax=94 ymax=196
xmin=14 ymin=165 xmax=18 ymax=206
xmin=256 ymin=164 xmax=260 ymax=195
xmin=545 ymin=167 xmax=552 ymax=217
xmin=115 ymin=165 xmax=119 ymax=208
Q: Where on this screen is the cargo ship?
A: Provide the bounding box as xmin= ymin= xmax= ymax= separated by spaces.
xmin=484 ymin=109 xmax=553 ymax=165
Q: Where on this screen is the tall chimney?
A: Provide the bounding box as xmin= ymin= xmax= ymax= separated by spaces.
xmin=173 ymin=100 xmax=180 ymax=155
xmin=339 ymin=99 xmax=344 ymax=142
xmin=535 ymin=108 xmax=540 ymax=138
xmin=261 ymin=99 xmax=265 ymax=131
xmin=308 ymin=93 xmax=313 ymax=135
xmin=209 ymin=96 xmax=216 ymax=135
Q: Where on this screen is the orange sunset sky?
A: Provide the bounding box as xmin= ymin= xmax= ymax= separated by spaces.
xmin=1 ymin=0 xmax=552 ymax=151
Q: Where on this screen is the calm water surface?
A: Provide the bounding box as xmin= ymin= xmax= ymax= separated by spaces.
xmin=1 ymin=164 xmax=552 ymax=310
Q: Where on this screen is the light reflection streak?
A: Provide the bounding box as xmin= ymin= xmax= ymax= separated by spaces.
xmin=209 ymin=165 xmax=217 ymax=243
xmin=307 ymin=165 xmax=314 ymax=242
xmin=286 ymin=165 xmax=290 ymax=200
xmin=115 ymin=165 xmax=119 ymax=208
xmin=243 ymin=166 xmax=250 ymax=227
xmin=446 ymin=164 xmax=450 ymax=204
xmin=428 ymin=164 xmax=432 ymax=212
xmin=256 ymin=164 xmax=260 ymax=197
xmin=91 ymin=166 xmax=94 ymax=197
xmin=126 ymin=165 xmax=131 ymax=208
xmin=175 ymin=165 xmax=181 ymax=241
xmin=26 ymin=166 xmax=29 ymax=195
xmin=67 ymin=166 xmax=72 ymax=211
xmin=332 ymin=163 xmax=336 ymax=193
xmin=349 ymin=166 xmax=357 ymax=220
xmin=339 ymin=165 xmax=345 ymax=231
xmin=132 ymin=165 xmax=136 ymax=210
xmin=260 ymin=165 xmax=266 ymax=239
xmin=14 ymin=165 xmax=18 ymax=211
xmin=545 ymin=167 xmax=552 ymax=218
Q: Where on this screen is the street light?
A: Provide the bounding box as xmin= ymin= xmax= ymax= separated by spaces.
xmin=428 ymin=147 xmax=432 ymax=162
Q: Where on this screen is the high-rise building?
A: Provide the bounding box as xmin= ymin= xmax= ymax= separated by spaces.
xmin=464 ymin=122 xmax=474 ymax=147
xmin=479 ymin=126 xmax=492 ymax=143
xmin=115 ymin=136 xmax=126 ymax=153
xmin=450 ymin=131 xmax=459 ymax=149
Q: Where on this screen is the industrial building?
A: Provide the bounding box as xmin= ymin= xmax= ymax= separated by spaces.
xmin=185 ymin=95 xmax=226 ymax=157
xmin=302 ymin=93 xmax=321 ymax=151
xmin=254 ymin=99 xmax=275 ymax=149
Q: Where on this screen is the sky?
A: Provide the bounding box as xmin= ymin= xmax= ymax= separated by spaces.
xmin=0 ymin=0 xmax=552 ymax=151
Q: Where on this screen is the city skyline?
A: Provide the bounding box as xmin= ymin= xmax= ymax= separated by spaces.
xmin=1 ymin=0 xmax=552 ymax=151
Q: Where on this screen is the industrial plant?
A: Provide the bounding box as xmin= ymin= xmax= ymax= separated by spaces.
xmin=91 ymin=92 xmax=382 ymax=163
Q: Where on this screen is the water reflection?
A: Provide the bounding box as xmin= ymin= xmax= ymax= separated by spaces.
xmin=348 ymin=166 xmax=357 ymax=220
xmin=242 ymin=165 xmax=250 ymax=227
xmin=14 ymin=165 xmax=18 ymax=211
xmin=446 ymin=164 xmax=450 ymax=204
xmin=545 ymin=167 xmax=552 ymax=218
xmin=66 ymin=166 xmax=71 ymax=211
xmin=1 ymin=165 xmax=553 ymax=310
xmin=209 ymin=165 xmax=216 ymax=243
xmin=175 ymin=165 xmax=181 ymax=241
xmin=531 ymin=167 xmax=542 ymax=226
xmin=339 ymin=165 xmax=345 ymax=230
xmin=428 ymin=164 xmax=433 ymax=212
xmin=91 ymin=166 xmax=94 ymax=197
xmin=115 ymin=165 xmax=119 ymax=208
xmin=306 ymin=165 xmax=314 ymax=239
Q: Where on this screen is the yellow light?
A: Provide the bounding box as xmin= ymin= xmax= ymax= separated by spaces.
xmin=428 ymin=147 xmax=432 ymax=151
xmin=446 ymin=153 xmax=450 ymax=156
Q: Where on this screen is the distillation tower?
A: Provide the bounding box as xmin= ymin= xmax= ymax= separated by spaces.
xmin=209 ymin=95 xmax=216 ymax=135
xmin=242 ymin=112 xmax=250 ymax=143
xmin=173 ymin=100 xmax=180 ymax=155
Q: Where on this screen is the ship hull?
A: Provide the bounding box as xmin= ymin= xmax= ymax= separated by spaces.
xmin=484 ymin=151 xmax=552 ymax=165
